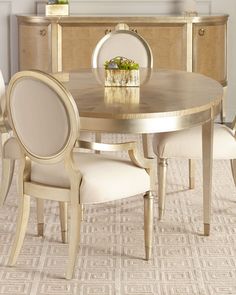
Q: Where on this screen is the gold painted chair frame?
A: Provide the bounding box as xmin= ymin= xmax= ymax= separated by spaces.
xmin=157 ymin=118 xmax=236 ymax=223
xmin=0 ymin=70 xmax=67 ymax=243
xmin=6 ymin=70 xmax=155 ymax=279
xmin=0 ymin=70 xmax=16 ymax=207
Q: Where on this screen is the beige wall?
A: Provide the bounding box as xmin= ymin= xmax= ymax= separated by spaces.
xmin=0 ymin=0 xmax=235 ymax=120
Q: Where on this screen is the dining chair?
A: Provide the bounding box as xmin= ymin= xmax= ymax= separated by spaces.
xmin=6 ymin=70 xmax=154 ymax=279
xmin=92 ymin=23 xmax=153 ymax=69
xmin=92 ymin=23 xmax=153 ymax=157
xmin=0 ymin=70 xmax=67 ymax=243
xmin=0 ymin=70 xmax=15 ymax=207
xmin=153 ymin=121 xmax=236 ymax=220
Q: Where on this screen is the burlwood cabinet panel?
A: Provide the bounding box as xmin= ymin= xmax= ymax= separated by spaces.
xmin=17 ymin=15 xmax=228 ymax=85
xmin=62 ymin=23 xmax=187 ymax=71
xmin=134 ymin=24 xmax=187 ymax=70
xmin=19 ymin=23 xmax=51 ymax=72
xmin=193 ymin=23 xmax=226 ymax=84
xmin=62 ymin=25 xmax=113 ymax=71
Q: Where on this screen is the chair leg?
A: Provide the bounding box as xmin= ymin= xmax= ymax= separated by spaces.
xmin=66 ymin=203 xmax=81 ymax=280
xmin=143 ymin=191 xmax=154 ymax=260
xmin=158 ymin=158 xmax=168 ymax=220
xmin=230 ymin=159 xmax=236 ymax=187
xmin=0 ymin=158 xmax=15 ymax=207
xmin=188 ymin=159 xmax=195 ymax=189
xmin=59 ymin=202 xmax=68 ymax=243
xmin=8 ymin=194 xmax=30 ymax=266
xmin=36 ymin=199 xmax=44 ymax=237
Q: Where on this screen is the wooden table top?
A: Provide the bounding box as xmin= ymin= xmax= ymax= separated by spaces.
xmin=62 ymin=69 xmax=223 ymax=133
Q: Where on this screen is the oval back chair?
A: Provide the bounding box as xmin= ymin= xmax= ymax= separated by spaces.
xmin=92 ymin=23 xmax=153 ymax=157
xmin=6 ymin=70 xmax=153 ymax=279
xmin=92 ymin=26 xmax=153 ymax=69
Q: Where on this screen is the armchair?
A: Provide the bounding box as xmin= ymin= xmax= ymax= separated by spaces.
xmin=0 ymin=70 xmax=15 ymax=207
xmin=153 ymin=121 xmax=236 ymax=220
xmin=92 ymin=23 xmax=153 ymax=157
xmin=6 ymin=70 xmax=154 ymax=279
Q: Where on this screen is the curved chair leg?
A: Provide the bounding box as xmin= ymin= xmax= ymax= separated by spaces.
xmin=230 ymin=159 xmax=236 ymax=187
xmin=143 ymin=191 xmax=154 ymax=260
xmin=66 ymin=203 xmax=81 ymax=280
xmin=36 ymin=199 xmax=44 ymax=237
xmin=59 ymin=202 xmax=68 ymax=243
xmin=0 ymin=158 xmax=15 ymax=207
xmin=188 ymin=159 xmax=195 ymax=189
xmin=158 ymin=158 xmax=168 ymax=220
xmin=8 ymin=194 xmax=30 ymax=266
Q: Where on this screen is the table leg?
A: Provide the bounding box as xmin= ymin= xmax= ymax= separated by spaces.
xmin=202 ymin=119 xmax=213 ymax=236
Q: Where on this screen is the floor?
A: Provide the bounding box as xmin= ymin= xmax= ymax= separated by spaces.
xmin=0 ymin=155 xmax=236 ymax=295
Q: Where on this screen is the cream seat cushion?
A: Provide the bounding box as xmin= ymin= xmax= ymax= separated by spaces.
xmin=153 ymin=124 xmax=236 ymax=160
xmin=31 ymin=152 xmax=150 ymax=204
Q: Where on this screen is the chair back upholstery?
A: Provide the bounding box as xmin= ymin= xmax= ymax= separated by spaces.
xmin=6 ymin=70 xmax=79 ymax=163
xmin=92 ymin=24 xmax=153 ymax=68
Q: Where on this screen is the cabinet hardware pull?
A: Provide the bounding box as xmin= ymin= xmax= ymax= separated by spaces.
xmin=198 ymin=28 xmax=205 ymax=36
xmin=105 ymin=29 xmax=111 ymax=35
xmin=40 ymin=29 xmax=46 ymax=36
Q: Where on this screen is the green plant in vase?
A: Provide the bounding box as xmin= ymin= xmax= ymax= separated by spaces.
xmin=57 ymin=0 xmax=69 ymax=3
xmin=104 ymin=56 xmax=140 ymax=87
xmin=104 ymin=56 xmax=139 ymax=70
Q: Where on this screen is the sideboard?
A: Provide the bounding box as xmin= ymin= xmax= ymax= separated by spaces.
xmin=17 ymin=14 xmax=228 ymax=117
xmin=17 ymin=15 xmax=228 ymax=82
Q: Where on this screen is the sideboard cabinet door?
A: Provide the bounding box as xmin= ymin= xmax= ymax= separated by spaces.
xmin=61 ymin=25 xmax=113 ymax=71
xmin=61 ymin=23 xmax=187 ymax=71
xmin=19 ymin=23 xmax=51 ymax=72
xmin=134 ymin=24 xmax=187 ymax=71
xmin=193 ymin=23 xmax=227 ymax=84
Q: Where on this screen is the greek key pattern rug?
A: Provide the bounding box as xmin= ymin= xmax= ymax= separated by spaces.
xmin=0 ymin=135 xmax=236 ymax=295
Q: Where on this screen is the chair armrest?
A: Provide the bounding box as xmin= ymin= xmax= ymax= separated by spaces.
xmin=76 ymin=140 xmax=155 ymax=190
xmin=78 ymin=139 xmax=136 ymax=152
xmin=76 ymin=140 xmax=153 ymax=170
xmin=2 ymin=137 xmax=23 ymax=159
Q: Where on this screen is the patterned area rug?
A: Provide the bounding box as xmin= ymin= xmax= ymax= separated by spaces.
xmin=0 ymin=138 xmax=236 ymax=295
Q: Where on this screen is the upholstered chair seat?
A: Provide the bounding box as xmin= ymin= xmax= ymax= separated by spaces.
xmin=154 ymin=124 xmax=236 ymax=159
xmin=153 ymin=122 xmax=236 ymax=221
xmin=31 ymin=152 xmax=150 ymax=204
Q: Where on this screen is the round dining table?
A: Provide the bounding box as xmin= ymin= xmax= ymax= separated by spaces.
xmin=62 ymin=68 xmax=223 ymax=236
